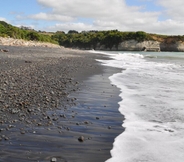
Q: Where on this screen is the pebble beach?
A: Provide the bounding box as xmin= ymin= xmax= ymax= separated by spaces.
xmin=0 ymin=41 xmax=123 ymax=162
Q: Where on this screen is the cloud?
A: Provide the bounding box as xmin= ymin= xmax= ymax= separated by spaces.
xmin=29 ymin=12 xmax=74 ymax=22
xmin=37 ymin=0 xmax=127 ymax=18
xmin=156 ymin=0 xmax=184 ymax=21
xmin=33 ymin=0 xmax=184 ymax=35
xmin=0 ymin=17 xmax=8 ymax=22
xmin=47 ymin=22 xmax=93 ymax=32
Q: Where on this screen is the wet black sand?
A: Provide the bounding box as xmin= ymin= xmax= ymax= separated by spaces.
xmin=0 ymin=46 xmax=124 ymax=162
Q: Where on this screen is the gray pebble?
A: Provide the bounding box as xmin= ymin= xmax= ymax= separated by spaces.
xmin=78 ymin=136 xmax=84 ymax=142
xmin=51 ymin=157 xmax=57 ymax=162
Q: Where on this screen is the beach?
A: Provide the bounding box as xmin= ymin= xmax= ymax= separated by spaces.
xmin=0 ymin=45 xmax=123 ymax=162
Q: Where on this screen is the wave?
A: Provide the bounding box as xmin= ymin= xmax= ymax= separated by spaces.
xmin=88 ymin=50 xmax=111 ymax=55
xmin=97 ymin=51 xmax=184 ymax=162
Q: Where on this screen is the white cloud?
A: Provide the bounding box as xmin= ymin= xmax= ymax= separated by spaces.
xmin=156 ymin=0 xmax=184 ymax=21
xmin=37 ymin=0 xmax=127 ymax=18
xmin=47 ymin=22 xmax=93 ymax=32
xmin=0 ymin=17 xmax=8 ymax=22
xmin=32 ymin=0 xmax=184 ymax=35
xmin=29 ymin=12 xmax=74 ymax=22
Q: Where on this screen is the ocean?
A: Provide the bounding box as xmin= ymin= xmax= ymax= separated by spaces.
xmin=90 ymin=50 xmax=184 ymax=162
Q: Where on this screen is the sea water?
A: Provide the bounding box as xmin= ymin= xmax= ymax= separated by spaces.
xmin=90 ymin=50 xmax=184 ymax=162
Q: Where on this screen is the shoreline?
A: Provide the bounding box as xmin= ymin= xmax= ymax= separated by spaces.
xmin=0 ymin=45 xmax=123 ymax=162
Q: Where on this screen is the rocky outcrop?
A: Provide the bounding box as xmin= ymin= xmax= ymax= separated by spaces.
xmin=94 ymin=40 xmax=184 ymax=52
xmin=118 ymin=40 xmax=160 ymax=51
xmin=0 ymin=37 xmax=60 ymax=48
xmin=95 ymin=40 xmax=161 ymax=51
xmin=160 ymin=41 xmax=184 ymax=52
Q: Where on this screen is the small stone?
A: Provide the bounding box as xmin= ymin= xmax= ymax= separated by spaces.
xmin=8 ymin=125 xmax=14 ymax=128
xmin=50 ymin=91 xmax=55 ymax=95
xmin=84 ymin=121 xmax=89 ymax=124
xmin=52 ymin=118 xmax=58 ymax=121
xmin=1 ymin=49 xmax=9 ymax=52
xmin=27 ymin=109 xmax=32 ymax=113
xmin=60 ymin=114 xmax=66 ymax=118
xmin=21 ymin=131 xmax=26 ymax=134
xmin=78 ymin=136 xmax=84 ymax=142
xmin=11 ymin=109 xmax=20 ymax=114
xmin=51 ymin=157 xmax=57 ymax=162
xmin=0 ymin=129 xmax=4 ymax=132
xmin=25 ymin=60 xmax=32 ymax=63
xmin=37 ymin=123 xmax=42 ymax=126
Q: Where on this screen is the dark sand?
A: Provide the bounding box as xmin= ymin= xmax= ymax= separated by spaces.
xmin=0 ymin=46 xmax=124 ymax=162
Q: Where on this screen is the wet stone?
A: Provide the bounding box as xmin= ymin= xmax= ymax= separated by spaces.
xmin=20 ymin=130 xmax=26 ymax=134
xmin=78 ymin=136 xmax=84 ymax=142
xmin=51 ymin=157 xmax=57 ymax=162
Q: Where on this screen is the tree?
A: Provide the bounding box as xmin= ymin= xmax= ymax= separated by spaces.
xmin=135 ymin=31 xmax=148 ymax=42
xmin=68 ymin=30 xmax=78 ymax=34
xmin=26 ymin=32 xmax=40 ymax=41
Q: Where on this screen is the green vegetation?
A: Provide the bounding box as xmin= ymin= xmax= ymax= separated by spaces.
xmin=51 ymin=30 xmax=153 ymax=49
xmin=0 ymin=21 xmax=58 ymax=44
xmin=1 ymin=21 xmax=184 ymax=49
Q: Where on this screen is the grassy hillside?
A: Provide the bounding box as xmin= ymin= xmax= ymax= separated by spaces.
xmin=0 ymin=21 xmax=58 ymax=44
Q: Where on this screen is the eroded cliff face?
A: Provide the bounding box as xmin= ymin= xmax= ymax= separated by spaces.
xmin=95 ymin=40 xmax=184 ymax=52
xmin=160 ymin=41 xmax=184 ymax=52
xmin=117 ymin=40 xmax=160 ymax=51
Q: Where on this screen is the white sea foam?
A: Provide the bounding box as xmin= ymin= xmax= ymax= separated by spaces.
xmin=96 ymin=51 xmax=184 ymax=162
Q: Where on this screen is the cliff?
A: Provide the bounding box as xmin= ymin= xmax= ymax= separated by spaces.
xmin=95 ymin=40 xmax=184 ymax=52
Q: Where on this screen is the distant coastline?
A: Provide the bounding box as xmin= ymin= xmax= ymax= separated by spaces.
xmin=1 ymin=20 xmax=184 ymax=52
xmin=88 ymin=40 xmax=184 ymax=52
xmin=1 ymin=37 xmax=184 ymax=52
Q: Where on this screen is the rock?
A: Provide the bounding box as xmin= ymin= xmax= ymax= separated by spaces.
xmin=0 ymin=49 xmax=9 ymax=52
xmin=10 ymin=108 xmax=20 ymax=114
xmin=8 ymin=125 xmax=14 ymax=128
xmin=51 ymin=157 xmax=57 ymax=162
xmin=25 ymin=61 xmax=32 ymax=63
xmin=108 ymin=126 xmax=111 ymax=129
xmin=37 ymin=123 xmax=42 ymax=126
xmin=84 ymin=121 xmax=89 ymax=124
xmin=52 ymin=117 xmax=58 ymax=121
xmin=78 ymin=136 xmax=84 ymax=142
xmin=60 ymin=114 xmax=66 ymax=118
xmin=20 ymin=130 xmax=26 ymax=134
xmin=0 ymin=129 xmax=4 ymax=132
xmin=27 ymin=109 xmax=33 ymax=113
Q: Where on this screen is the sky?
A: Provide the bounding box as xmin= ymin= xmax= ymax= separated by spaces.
xmin=0 ymin=0 xmax=184 ymax=35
